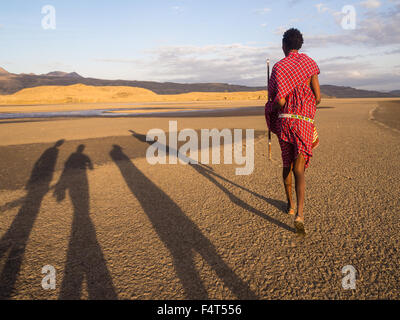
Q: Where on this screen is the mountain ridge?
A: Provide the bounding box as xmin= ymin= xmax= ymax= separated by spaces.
xmin=0 ymin=67 xmax=399 ymax=98
xmin=0 ymin=67 xmax=10 ymax=75
xmin=43 ymin=71 xmax=83 ymax=78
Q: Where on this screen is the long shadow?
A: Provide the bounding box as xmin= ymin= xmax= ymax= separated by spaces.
xmin=129 ymin=130 xmax=293 ymax=232
xmin=0 ymin=139 xmax=65 ymax=299
xmin=54 ymin=145 xmax=117 ymax=300
xmin=190 ymin=164 xmax=295 ymax=233
xmin=110 ymin=144 xmax=257 ymax=299
xmin=190 ymin=164 xmax=288 ymax=213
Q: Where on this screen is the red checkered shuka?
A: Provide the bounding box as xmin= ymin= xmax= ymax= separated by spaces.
xmin=265 ymin=51 xmax=320 ymax=168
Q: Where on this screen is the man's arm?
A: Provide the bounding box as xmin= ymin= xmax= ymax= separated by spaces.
xmin=86 ymin=157 xmax=94 ymax=170
xmin=311 ymin=74 xmax=321 ymax=105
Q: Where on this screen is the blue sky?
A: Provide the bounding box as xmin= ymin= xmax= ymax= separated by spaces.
xmin=0 ymin=0 xmax=399 ymax=90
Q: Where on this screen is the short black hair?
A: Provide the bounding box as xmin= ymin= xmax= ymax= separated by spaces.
xmin=282 ymin=28 xmax=304 ymax=51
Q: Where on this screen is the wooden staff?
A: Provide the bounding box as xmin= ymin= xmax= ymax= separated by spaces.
xmin=267 ymin=59 xmax=272 ymax=160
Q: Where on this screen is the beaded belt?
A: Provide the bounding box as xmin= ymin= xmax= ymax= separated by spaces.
xmin=278 ymin=113 xmax=314 ymax=124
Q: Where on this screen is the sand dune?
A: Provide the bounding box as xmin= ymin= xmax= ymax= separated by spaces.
xmin=0 ymin=84 xmax=267 ymax=105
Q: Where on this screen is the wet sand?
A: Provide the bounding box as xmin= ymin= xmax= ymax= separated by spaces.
xmin=0 ymin=98 xmax=399 ymax=299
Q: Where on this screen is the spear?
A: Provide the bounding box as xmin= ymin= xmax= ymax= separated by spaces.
xmin=267 ymin=58 xmax=272 ymax=160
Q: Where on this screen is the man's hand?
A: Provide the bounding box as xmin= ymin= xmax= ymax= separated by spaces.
xmin=272 ymin=97 xmax=286 ymax=111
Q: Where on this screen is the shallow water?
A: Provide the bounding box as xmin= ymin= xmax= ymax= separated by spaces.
xmin=0 ymin=106 xmax=264 ymax=120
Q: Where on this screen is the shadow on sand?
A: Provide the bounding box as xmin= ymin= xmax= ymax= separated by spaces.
xmin=0 ymin=140 xmax=64 ymax=299
xmin=54 ymin=144 xmax=117 ymax=299
xmin=189 ymin=164 xmax=295 ymax=233
xmin=110 ymin=144 xmax=257 ymax=299
xmin=129 ymin=129 xmax=294 ymax=233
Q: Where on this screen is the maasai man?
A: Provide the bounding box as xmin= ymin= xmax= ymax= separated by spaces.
xmin=265 ymin=28 xmax=321 ymax=233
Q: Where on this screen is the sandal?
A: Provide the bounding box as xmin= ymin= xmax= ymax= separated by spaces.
xmin=287 ymin=207 xmax=295 ymax=216
xmin=294 ymin=218 xmax=306 ymax=235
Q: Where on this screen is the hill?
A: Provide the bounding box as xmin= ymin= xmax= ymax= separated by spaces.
xmin=43 ymin=71 xmax=83 ymax=78
xmin=319 ymin=85 xmax=399 ymax=98
xmin=0 ymin=84 xmax=267 ymax=105
xmin=0 ymin=67 xmax=398 ymax=99
xmin=0 ymin=67 xmax=10 ymax=75
xmin=388 ymin=90 xmax=400 ymax=96
xmin=0 ymin=67 xmax=266 ymax=95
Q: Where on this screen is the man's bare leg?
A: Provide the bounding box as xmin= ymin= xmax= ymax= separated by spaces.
xmin=283 ymin=165 xmax=294 ymax=215
xmin=293 ymin=154 xmax=306 ymax=232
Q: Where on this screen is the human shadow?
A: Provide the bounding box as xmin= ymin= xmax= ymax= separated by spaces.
xmin=128 ymin=129 xmax=172 ymax=154
xmin=0 ymin=139 xmax=65 ymax=299
xmin=54 ymin=145 xmax=117 ymax=300
xmin=128 ymin=130 xmax=147 ymax=143
xmin=189 ymin=164 xmax=295 ymax=233
xmin=110 ymin=144 xmax=257 ymax=299
xmin=129 ymin=129 xmax=293 ymax=232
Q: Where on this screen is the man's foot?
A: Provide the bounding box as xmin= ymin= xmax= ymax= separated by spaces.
xmin=294 ymin=216 xmax=306 ymax=234
xmin=287 ymin=204 xmax=295 ymax=215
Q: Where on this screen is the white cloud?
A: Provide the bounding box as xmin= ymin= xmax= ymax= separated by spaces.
xmin=315 ymin=3 xmax=330 ymax=13
xmin=254 ymin=8 xmax=271 ymax=14
xmin=360 ymin=0 xmax=381 ymax=9
xmin=98 ymin=44 xmax=282 ymax=86
xmin=316 ymin=59 xmax=400 ymax=90
xmin=305 ymin=3 xmax=400 ymax=47
xmin=318 ymin=54 xmax=367 ymax=63
xmin=314 ymin=2 xmax=343 ymax=28
xmin=172 ymin=6 xmax=183 ymax=13
xmin=97 ymin=42 xmax=400 ymax=90
xmin=349 ymin=70 xmax=363 ymax=78
xmin=97 ymin=0 xmax=400 ymax=91
xmin=385 ymin=48 xmax=400 ymax=54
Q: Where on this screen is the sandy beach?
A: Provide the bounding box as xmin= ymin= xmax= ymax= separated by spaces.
xmin=0 ymin=97 xmax=399 ymax=299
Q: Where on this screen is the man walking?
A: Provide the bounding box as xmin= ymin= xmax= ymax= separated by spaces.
xmin=265 ymin=28 xmax=321 ymax=233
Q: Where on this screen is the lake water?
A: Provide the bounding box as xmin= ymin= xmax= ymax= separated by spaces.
xmin=0 ymin=106 xmax=264 ymax=120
